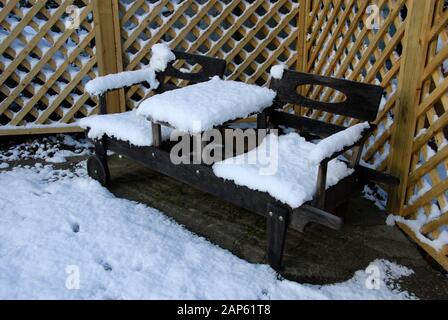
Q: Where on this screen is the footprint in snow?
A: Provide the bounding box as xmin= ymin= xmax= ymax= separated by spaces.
xmin=71 ymin=223 xmax=80 ymax=233
xmin=99 ymin=261 xmax=113 ymax=272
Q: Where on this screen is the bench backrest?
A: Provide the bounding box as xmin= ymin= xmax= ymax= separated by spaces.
xmin=157 ymin=51 xmax=226 ymax=92
xmin=270 ymin=70 xmax=384 ymax=122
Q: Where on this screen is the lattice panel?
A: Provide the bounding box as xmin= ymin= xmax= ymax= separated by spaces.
xmin=401 ymin=0 xmax=448 ymax=264
xmin=302 ymin=0 xmax=408 ymax=172
xmin=119 ymin=0 xmax=300 ymax=110
xmin=0 ymin=0 xmax=98 ymax=135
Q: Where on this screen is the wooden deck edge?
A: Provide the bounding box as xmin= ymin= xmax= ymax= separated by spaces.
xmin=0 ymin=126 xmax=84 ymax=136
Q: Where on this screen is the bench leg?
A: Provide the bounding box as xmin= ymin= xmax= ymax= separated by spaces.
xmin=314 ymin=161 xmax=328 ymax=209
xmin=151 ymin=122 xmax=162 ymax=148
xmin=257 ymin=109 xmax=268 ymax=129
xmin=266 ymin=203 xmax=290 ymax=272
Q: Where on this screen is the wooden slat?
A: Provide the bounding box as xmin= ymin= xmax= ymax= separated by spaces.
xmin=398 ymin=222 xmax=448 ymax=271
xmin=0 ymin=126 xmax=83 ymax=136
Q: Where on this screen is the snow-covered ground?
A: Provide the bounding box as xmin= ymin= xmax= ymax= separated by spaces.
xmin=0 ymin=136 xmax=416 ymax=300
xmin=0 ymin=135 xmax=93 ymax=165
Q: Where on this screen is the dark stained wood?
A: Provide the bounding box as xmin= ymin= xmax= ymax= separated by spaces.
xmin=94 ymin=135 xmax=108 ymax=160
xmin=89 ymin=136 xmax=110 ymax=186
xmin=107 ymin=137 xmax=284 ymax=217
xmin=266 ymin=203 xmax=290 ymax=272
xmin=151 ymin=123 xmax=162 ymax=147
xmin=357 ymin=165 xmax=400 ymax=186
xmin=314 ymin=161 xmax=328 ymax=209
xmin=87 ymin=155 xmax=110 ymax=186
xmin=99 ymin=94 xmax=107 ymax=115
xmin=324 ymin=174 xmax=363 ymax=212
xmin=95 ymin=51 xmax=226 ymax=97
xmin=270 ymin=70 xmax=384 ymax=122
xmin=318 ymin=125 xmax=376 ymax=164
xmin=156 ymin=82 xmax=180 ymax=93
xmin=257 ymin=109 xmax=268 ymax=130
xmin=291 ymin=205 xmax=343 ymax=233
xmin=349 ymin=145 xmax=363 ymax=169
xmin=104 ymin=137 xmax=348 ymax=232
xmin=87 ymin=134 xmax=371 ymax=270
xmin=162 ymin=50 xmax=226 ymax=84
xmin=86 ymin=58 xmax=393 ymax=272
xmin=269 ymin=110 xmax=345 ymax=138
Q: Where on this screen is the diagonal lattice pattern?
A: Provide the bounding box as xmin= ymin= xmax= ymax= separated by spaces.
xmin=401 ymin=0 xmax=448 ymax=266
xmin=302 ymin=0 xmax=408 ymax=173
xmin=119 ymin=0 xmax=300 ymax=110
xmin=0 ymin=0 xmax=300 ymax=132
xmin=0 ymin=0 xmax=98 ymax=134
xmin=302 ymin=0 xmax=448 ymax=269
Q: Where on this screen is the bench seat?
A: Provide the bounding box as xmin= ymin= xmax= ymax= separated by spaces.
xmin=80 ymin=111 xmax=172 ymax=147
xmin=213 ymin=133 xmax=354 ymax=209
xmin=136 ymin=76 xmax=276 ymax=134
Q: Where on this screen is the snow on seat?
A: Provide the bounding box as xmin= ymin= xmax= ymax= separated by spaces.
xmin=212 ymin=133 xmax=356 ymax=209
xmin=137 ymin=76 xmax=276 ymax=134
xmin=79 ymin=111 xmax=172 ymax=147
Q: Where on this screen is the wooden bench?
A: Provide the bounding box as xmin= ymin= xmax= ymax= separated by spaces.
xmin=84 ymin=51 xmax=399 ymax=272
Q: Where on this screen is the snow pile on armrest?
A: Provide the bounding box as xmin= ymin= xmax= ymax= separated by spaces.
xmin=85 ymin=69 xmax=158 ymax=97
xmin=308 ymin=122 xmax=371 ymax=165
xmin=137 ymin=77 xmax=276 ymax=133
xmin=85 ymin=43 xmax=175 ymax=96
xmin=270 ymin=64 xmax=286 ymax=80
xmin=79 ymin=110 xmax=172 ymax=146
xmin=150 ymin=43 xmax=176 ymax=72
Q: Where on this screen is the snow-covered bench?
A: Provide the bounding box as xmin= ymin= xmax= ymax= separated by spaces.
xmin=82 ymin=50 xmax=397 ymax=271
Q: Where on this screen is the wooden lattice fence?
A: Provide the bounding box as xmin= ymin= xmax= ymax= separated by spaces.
xmin=0 ymin=0 xmax=300 ymax=132
xmin=118 ymin=0 xmax=300 ymax=110
xmin=298 ymin=0 xmax=448 ymax=270
xmin=0 ymin=0 xmax=98 ymax=135
xmin=1 ymin=0 xmax=447 ymax=270
xmin=397 ymin=0 xmax=448 ymax=270
xmin=298 ymin=0 xmax=407 ymax=172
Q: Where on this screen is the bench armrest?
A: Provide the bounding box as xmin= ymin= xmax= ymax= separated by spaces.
xmin=85 ymin=43 xmax=176 ymax=97
xmin=311 ymin=123 xmax=375 ymax=209
xmin=309 ymin=122 xmax=375 ymax=165
xmin=85 ymin=68 xmax=159 ymax=97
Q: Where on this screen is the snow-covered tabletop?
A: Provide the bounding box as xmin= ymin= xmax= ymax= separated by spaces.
xmin=79 ymin=111 xmax=172 ymax=147
xmin=213 ymin=124 xmax=369 ymax=208
xmin=137 ymin=77 xmax=276 ymax=134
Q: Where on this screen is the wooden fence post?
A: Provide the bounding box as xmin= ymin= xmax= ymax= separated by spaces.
xmin=296 ymin=0 xmax=310 ymax=115
xmin=92 ymin=0 xmax=125 ymax=114
xmin=387 ymin=0 xmax=433 ymax=214
xmin=296 ymin=0 xmax=309 ymax=74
